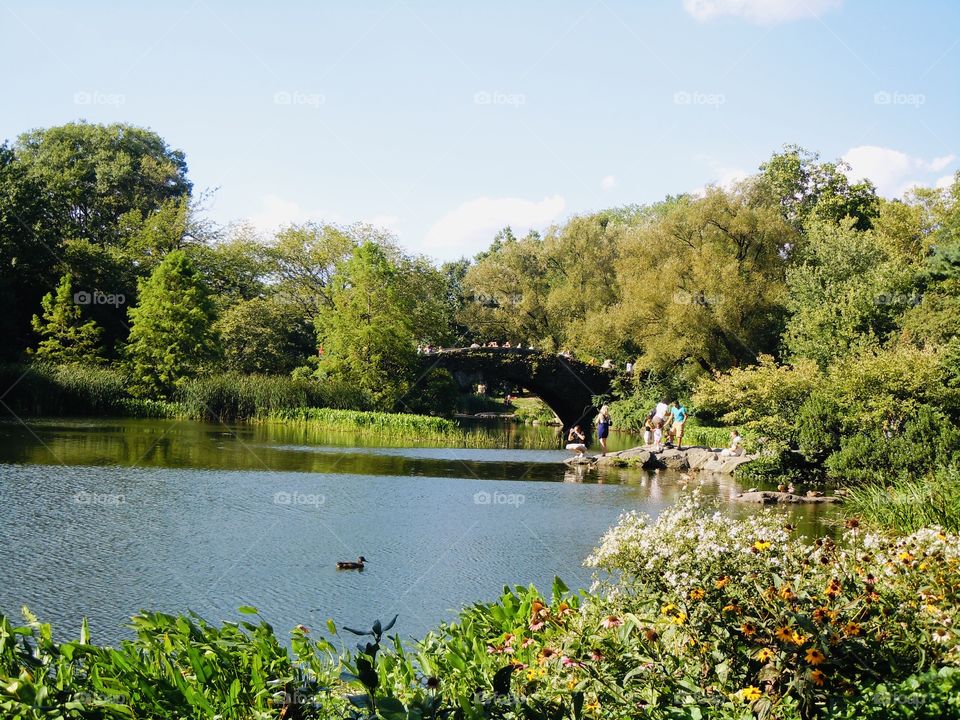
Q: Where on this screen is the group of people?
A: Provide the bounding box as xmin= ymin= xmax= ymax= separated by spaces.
xmin=642 ymin=398 xmax=688 ymax=452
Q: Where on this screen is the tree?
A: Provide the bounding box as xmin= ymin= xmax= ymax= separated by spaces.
xmin=125 ymin=251 xmax=218 ymax=398
xmin=315 ymin=242 xmax=419 ymax=411
xmin=756 ymin=145 xmax=879 ymax=230
xmin=29 ymin=274 xmax=104 ymax=364
xmin=609 ymin=188 xmax=795 ymax=373
xmin=783 ymin=220 xmax=914 ymax=367
xmin=217 ymin=297 xmax=313 ymax=375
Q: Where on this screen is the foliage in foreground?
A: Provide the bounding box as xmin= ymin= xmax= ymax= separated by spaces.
xmin=3 ymin=494 xmax=959 ymax=719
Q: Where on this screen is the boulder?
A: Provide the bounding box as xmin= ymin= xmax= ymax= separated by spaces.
xmin=657 ymin=449 xmax=690 ymax=470
xmin=734 ymin=491 xmax=842 ymax=505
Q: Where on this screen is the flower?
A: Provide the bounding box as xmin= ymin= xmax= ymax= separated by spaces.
xmin=660 ymin=603 xmax=676 ymax=615
xmin=521 ymin=637 xmax=536 ymax=649
xmin=810 ymin=669 xmax=827 ymax=686
xmin=670 ymin=612 xmax=687 ymax=625
xmin=844 ymin=518 xmax=860 ymax=529
xmin=825 ymin=579 xmax=842 ymax=599
xmin=813 ymin=607 xmax=838 ymax=624
xmin=643 ymin=628 xmax=659 ymax=642
xmin=753 ymin=540 xmax=772 ymax=552
xmin=715 ymin=576 xmax=731 ymax=589
xmin=556 ymin=602 xmax=574 ymax=617
xmin=741 ymin=622 xmax=757 ymax=637
xmin=689 ymin=588 xmax=706 ymax=601
xmin=755 ymin=647 xmax=774 ymax=662
xmin=600 ymin=615 xmax=623 ymax=629
xmin=538 ymin=647 xmax=558 ymax=663
xmin=805 ymin=648 xmax=826 ymax=666
xmin=899 ymin=551 xmax=915 ymax=564
xmin=780 ymin=586 xmax=796 ymax=601
xmin=425 ymin=676 xmax=441 ymax=690
xmin=530 ymin=600 xmax=549 ymax=618
xmin=590 ymin=650 xmax=604 ymax=662
xmin=739 ymin=686 xmax=762 ymax=702
xmin=792 ymin=631 xmax=807 ymax=647
xmin=843 ymin=622 xmax=861 ymax=637
xmin=529 ymin=620 xmax=545 ymax=632
xmin=722 ymin=604 xmax=739 ymax=614
xmin=294 ymin=624 xmax=310 ymax=633
xmin=775 ymin=626 xmax=795 ymax=643
xmin=932 ymin=628 xmax=951 ymax=644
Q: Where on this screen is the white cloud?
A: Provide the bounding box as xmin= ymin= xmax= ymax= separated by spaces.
xmin=936 ymin=174 xmax=957 ymax=190
xmin=246 ymin=193 xmax=341 ymax=233
xmin=841 ymin=145 xmax=957 ymax=197
xmin=601 ymin=175 xmax=617 ymax=191
xmin=690 ymin=156 xmax=749 ymax=195
xmin=683 ymin=0 xmax=841 ymax=25
xmin=422 ymin=195 xmax=566 ymax=261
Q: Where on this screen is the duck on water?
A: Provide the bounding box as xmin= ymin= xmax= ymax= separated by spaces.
xmin=336 ymin=556 xmax=367 ymax=570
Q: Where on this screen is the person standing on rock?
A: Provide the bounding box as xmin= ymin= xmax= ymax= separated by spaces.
xmin=652 ymin=398 xmax=669 ymax=451
xmin=596 ymin=405 xmax=612 ymax=456
xmin=668 ymin=400 xmax=687 ymax=450
xmin=643 ymin=411 xmax=655 ymax=447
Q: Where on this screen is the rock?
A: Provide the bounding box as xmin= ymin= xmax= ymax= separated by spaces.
xmin=657 ymin=449 xmax=690 ymax=470
xmin=734 ymin=491 xmax=842 ymax=505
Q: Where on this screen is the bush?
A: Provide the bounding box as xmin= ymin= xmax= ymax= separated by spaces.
xmin=825 ymin=405 xmax=960 ymax=482
xmin=797 ymin=391 xmax=844 ymax=464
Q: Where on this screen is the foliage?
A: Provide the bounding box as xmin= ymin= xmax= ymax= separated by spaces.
xmin=125 ymin=251 xmax=219 ymax=398
xmin=0 ymin=363 xmax=129 ymax=416
xmin=511 ymin=396 xmax=559 ymax=424
xmin=216 ymin=297 xmax=314 ymax=375
xmin=28 ymin=274 xmax=104 ymax=364
xmin=846 ymin=466 xmax=960 ymax=534
xmin=176 ymin=373 xmax=334 ymax=422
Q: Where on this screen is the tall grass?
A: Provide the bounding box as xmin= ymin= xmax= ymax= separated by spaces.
xmin=0 ymin=363 xmax=131 ymax=416
xmin=847 ymin=467 xmax=960 ymax=533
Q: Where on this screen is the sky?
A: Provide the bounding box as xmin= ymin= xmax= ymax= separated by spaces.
xmin=1 ymin=0 xmax=958 ymax=261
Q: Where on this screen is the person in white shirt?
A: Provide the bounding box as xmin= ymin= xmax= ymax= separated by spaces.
xmin=720 ymin=430 xmax=744 ymax=457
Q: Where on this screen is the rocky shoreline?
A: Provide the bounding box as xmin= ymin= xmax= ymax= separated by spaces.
xmin=565 ymin=445 xmax=756 ymax=474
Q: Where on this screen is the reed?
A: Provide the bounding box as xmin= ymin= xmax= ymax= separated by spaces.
xmin=846 ymin=466 xmax=960 ymax=533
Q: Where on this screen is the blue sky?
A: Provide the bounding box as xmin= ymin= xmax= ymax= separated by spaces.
xmin=2 ymin=0 xmax=958 ymax=260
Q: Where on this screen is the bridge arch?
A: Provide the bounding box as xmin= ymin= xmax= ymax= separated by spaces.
xmin=425 ymin=348 xmax=618 ymax=436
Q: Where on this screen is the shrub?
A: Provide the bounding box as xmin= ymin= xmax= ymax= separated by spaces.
xmin=0 ymin=363 xmax=130 ymax=416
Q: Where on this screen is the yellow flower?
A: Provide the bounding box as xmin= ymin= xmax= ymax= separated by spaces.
xmin=671 ymin=612 xmax=687 ymax=625
xmin=775 ymin=626 xmax=795 ymax=643
xmin=739 ymin=686 xmax=763 ymax=702
xmin=791 ymin=631 xmax=807 ymax=647
xmin=899 ymin=551 xmax=915 ymax=564
xmin=753 ymin=540 xmax=772 ymax=552
xmin=805 ymin=648 xmax=826 ymax=666
xmin=584 ymin=699 xmax=600 ymax=712
xmin=660 ymin=603 xmax=676 ymax=615
xmin=689 ymin=588 xmax=705 ymax=601
xmin=755 ymin=647 xmax=773 ymax=662
xmin=780 ymin=586 xmax=796 ymax=601
xmin=825 ymin=579 xmax=842 ymax=599
xmin=741 ymin=622 xmax=757 ymax=637
xmin=567 ymin=678 xmax=576 ymax=689
xmin=810 ymin=669 xmax=827 ymax=686
xmin=843 ymin=622 xmax=861 ymax=637
xmin=715 ymin=576 xmax=731 ymax=589
xmin=722 ymin=604 xmax=738 ymax=614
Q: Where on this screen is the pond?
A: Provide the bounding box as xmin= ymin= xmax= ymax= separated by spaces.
xmin=0 ymin=418 xmax=836 ymax=645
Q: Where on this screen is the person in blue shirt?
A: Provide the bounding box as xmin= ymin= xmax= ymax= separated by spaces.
xmin=668 ymin=401 xmax=688 ymax=450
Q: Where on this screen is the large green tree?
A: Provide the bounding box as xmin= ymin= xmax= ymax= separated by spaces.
xmin=315 ymin=242 xmax=420 ymax=410
xmin=29 ymin=274 xmax=104 ymax=364
xmin=125 ymin=251 xmax=218 ymax=398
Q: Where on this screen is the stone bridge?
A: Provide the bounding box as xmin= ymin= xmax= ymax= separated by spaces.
xmin=423 ymin=348 xmax=619 ymax=434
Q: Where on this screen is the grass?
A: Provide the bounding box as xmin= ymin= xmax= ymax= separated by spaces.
xmin=509 ymin=396 xmax=559 ymax=424
xmin=846 ymin=466 xmax=960 ymax=532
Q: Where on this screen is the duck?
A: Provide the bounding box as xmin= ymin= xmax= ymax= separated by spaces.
xmin=336 ymin=556 xmax=367 ymax=570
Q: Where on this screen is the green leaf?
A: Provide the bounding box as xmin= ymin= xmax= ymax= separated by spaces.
xmin=238 ymin=605 xmax=259 ymax=615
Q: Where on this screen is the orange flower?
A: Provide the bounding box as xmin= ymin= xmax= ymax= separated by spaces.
xmin=715 ymin=576 xmax=731 ymax=589
xmin=810 ymin=669 xmax=827 ymax=686
xmin=780 ymin=586 xmax=796 ymax=601
xmin=741 ymin=622 xmax=757 ymax=637
xmin=722 ymin=604 xmax=739 ymax=614
xmin=805 ymin=648 xmax=826 ymax=666
xmin=825 ymin=579 xmax=842 ymax=599
xmin=689 ymin=588 xmax=705 ymax=601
